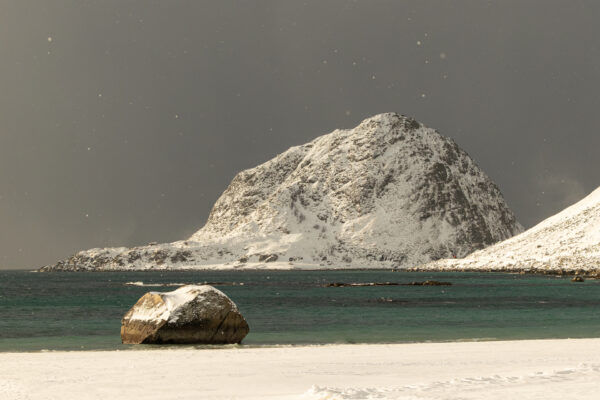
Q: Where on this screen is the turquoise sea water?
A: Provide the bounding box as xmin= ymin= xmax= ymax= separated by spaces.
xmin=1 ymin=270 xmax=599 ymax=352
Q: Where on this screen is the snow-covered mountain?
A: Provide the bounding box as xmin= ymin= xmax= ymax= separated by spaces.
xmin=419 ymin=186 xmax=600 ymax=274
xmin=41 ymin=113 xmax=522 ymax=271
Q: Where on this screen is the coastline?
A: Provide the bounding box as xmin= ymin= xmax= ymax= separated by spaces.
xmin=34 ymin=264 xmax=600 ymax=278
xmin=2 ymin=338 xmax=600 ymax=399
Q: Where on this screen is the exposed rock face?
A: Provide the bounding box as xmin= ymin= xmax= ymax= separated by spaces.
xmin=121 ymin=285 xmax=249 ymax=344
xmin=420 ymin=187 xmax=600 ymax=274
xmin=42 ymin=112 xmax=522 ymax=271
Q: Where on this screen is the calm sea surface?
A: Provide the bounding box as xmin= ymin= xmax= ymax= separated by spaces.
xmin=1 ymin=270 xmax=599 ymax=352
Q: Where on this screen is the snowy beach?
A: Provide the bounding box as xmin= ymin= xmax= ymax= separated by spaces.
xmin=2 ymin=339 xmax=600 ymax=399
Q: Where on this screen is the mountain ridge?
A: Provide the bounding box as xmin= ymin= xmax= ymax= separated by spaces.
xmin=418 ymin=186 xmax=600 ymax=275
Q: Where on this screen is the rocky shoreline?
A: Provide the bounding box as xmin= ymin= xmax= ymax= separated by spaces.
xmin=35 ymin=264 xmax=600 ymax=279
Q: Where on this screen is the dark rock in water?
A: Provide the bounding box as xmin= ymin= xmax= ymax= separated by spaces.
xmin=121 ymin=285 xmax=249 ymax=344
xmin=403 ymin=280 xmax=452 ymax=286
xmin=325 ymin=282 xmax=346 ymax=287
xmin=324 ymin=280 xmax=452 ymax=287
xmin=571 ymin=276 xmax=585 ymax=283
xmin=324 ymin=282 xmax=400 ymax=287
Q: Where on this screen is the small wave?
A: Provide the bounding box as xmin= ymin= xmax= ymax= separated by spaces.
xmin=124 ymin=281 xmax=244 ymax=287
xmin=124 ymin=282 xmax=192 ymax=287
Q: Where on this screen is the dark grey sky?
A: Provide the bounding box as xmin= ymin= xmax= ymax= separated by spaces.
xmin=1 ymin=0 xmax=599 ymax=269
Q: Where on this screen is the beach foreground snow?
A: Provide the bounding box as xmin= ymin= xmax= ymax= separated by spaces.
xmin=1 ymin=339 xmax=600 ymax=399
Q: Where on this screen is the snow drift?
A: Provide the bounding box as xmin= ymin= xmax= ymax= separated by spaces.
xmin=421 ymin=186 xmax=600 ymax=274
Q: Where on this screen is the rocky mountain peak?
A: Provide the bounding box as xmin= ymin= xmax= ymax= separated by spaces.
xmin=42 ymin=113 xmax=522 ymax=271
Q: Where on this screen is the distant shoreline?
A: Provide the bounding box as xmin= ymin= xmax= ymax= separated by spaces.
xmin=30 ymin=265 xmax=599 ymax=278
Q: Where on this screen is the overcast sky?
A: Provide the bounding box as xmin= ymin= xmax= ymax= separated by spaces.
xmin=1 ymin=0 xmax=599 ymax=269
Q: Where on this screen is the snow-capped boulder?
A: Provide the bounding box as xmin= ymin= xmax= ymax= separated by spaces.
xmin=121 ymin=285 xmax=249 ymax=344
xmin=42 ymin=112 xmax=522 ymax=271
xmin=420 ymin=187 xmax=600 ymax=274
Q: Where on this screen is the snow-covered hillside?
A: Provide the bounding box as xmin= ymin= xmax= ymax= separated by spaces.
xmin=420 ymin=187 xmax=600 ymax=274
xmin=41 ymin=113 xmax=522 ymax=271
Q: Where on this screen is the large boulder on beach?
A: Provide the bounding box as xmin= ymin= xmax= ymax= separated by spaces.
xmin=121 ymin=285 xmax=249 ymax=344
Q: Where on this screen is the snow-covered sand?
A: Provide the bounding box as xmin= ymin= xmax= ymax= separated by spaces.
xmin=2 ymin=339 xmax=600 ymax=399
